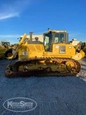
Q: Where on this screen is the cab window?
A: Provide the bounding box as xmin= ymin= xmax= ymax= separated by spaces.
xmin=44 ymin=33 xmax=52 ymax=51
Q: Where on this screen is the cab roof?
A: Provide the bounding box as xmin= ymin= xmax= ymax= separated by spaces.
xmin=44 ymin=30 xmax=67 ymax=34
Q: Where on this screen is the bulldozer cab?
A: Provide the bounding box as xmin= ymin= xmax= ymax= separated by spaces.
xmin=43 ymin=30 xmax=68 ymax=51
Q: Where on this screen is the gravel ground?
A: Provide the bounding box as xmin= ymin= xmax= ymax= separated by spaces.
xmin=0 ymin=58 xmax=86 ymax=115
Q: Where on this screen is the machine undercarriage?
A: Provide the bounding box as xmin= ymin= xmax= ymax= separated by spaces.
xmin=5 ymin=57 xmax=80 ymax=77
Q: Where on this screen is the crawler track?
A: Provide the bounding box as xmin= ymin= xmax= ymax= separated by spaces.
xmin=5 ymin=57 xmax=81 ymax=77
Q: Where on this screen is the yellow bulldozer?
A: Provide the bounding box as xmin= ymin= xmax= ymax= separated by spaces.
xmin=70 ymin=40 xmax=86 ymax=59
xmin=77 ymin=42 xmax=86 ymax=57
xmin=5 ymin=29 xmax=81 ymax=77
xmin=0 ymin=41 xmax=12 ymax=59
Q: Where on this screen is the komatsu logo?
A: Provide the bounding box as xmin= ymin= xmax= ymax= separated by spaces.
xmin=3 ymin=97 xmax=37 ymax=112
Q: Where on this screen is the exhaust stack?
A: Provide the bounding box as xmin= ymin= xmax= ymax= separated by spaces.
xmin=29 ymin=32 xmax=33 ymax=41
